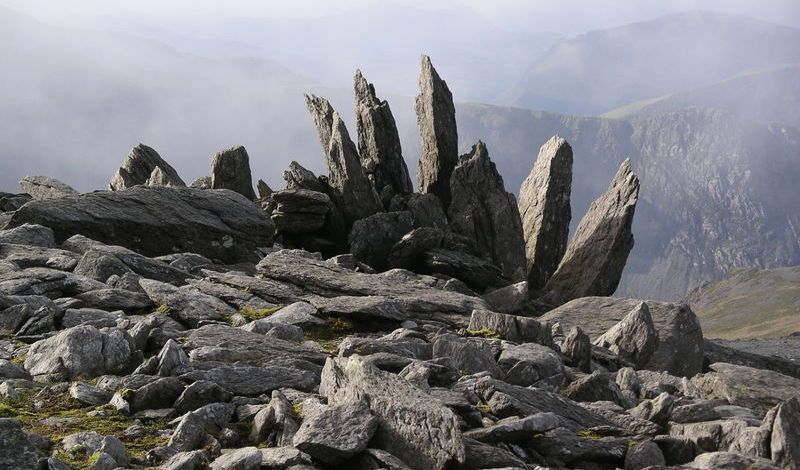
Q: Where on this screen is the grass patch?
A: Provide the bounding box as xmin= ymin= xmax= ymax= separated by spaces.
xmin=576 ymin=430 xmax=604 ymax=440
xmin=304 ymin=317 xmax=356 ymax=354
xmin=154 ymin=304 xmax=171 ymax=315
xmin=10 ymin=355 xmax=25 ymax=366
xmin=465 ymin=328 xmax=500 ymax=339
xmin=238 ymin=306 xmax=283 ymax=322
xmin=291 ymin=403 xmax=304 ymax=420
xmin=476 ymin=404 xmax=492 ymax=414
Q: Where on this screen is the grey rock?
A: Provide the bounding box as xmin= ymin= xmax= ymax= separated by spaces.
xmin=168 ymin=412 xmax=213 ymax=453
xmin=690 ymin=451 xmax=781 ymax=469
xmin=100 ymin=435 xmax=129 ymax=467
xmin=69 ymin=382 xmax=112 ymax=406
xmin=580 ymin=401 xmax=660 ymax=436
xmin=703 ymin=340 xmax=800 ymax=381
xmin=19 ymin=175 xmax=79 ymax=200
xmin=62 ymin=430 xmax=104 ymax=454
xmin=0 ymin=359 xmax=31 ymax=380
xmin=464 ymin=412 xmax=561 ymax=443
xmin=139 ymin=278 xmax=236 ymax=328
xmin=653 ymin=435 xmax=697 ymax=465
xmin=594 ymin=301 xmax=659 ymax=368
xmin=671 ymin=401 xmax=721 ymax=424
xmin=256 ymin=179 xmax=272 ymax=200
xmin=8 ymin=187 xmax=274 ymax=263
xmin=432 ymin=334 xmax=502 ymax=378
xmin=61 ymin=307 xmax=123 ymax=329
xmin=0 ymin=223 xmax=56 ymax=247
xmin=283 ymin=161 xmax=324 ymax=192
xmin=563 ymin=371 xmax=629 ymax=406
xmin=460 ymin=438 xmax=528 ymax=469
xmin=271 ymin=189 xmax=331 ymax=234
xmin=259 ymin=447 xmax=311 ymax=468
xmin=468 ymin=309 xmax=554 ymax=346
xmin=129 ymin=376 xmax=185 ymax=412
xmin=24 ymin=325 xmax=134 ymax=381
xmin=562 ymin=326 xmax=592 ymax=372
xmin=518 ymin=135 xmax=573 ymax=291
xmin=448 ymin=141 xmax=526 ymax=281
xmin=770 ymin=397 xmax=800 ymax=469
xmin=109 ymin=144 xmax=185 ymax=190
xmin=354 ymin=69 xmax=412 ymax=197
xmin=625 ymin=440 xmax=665 ymax=470
xmin=210 ymin=145 xmax=256 ymax=200
xmin=349 ymin=211 xmax=414 ymax=271
xmin=210 ymin=447 xmax=262 ymax=470
xmin=292 ymin=400 xmax=378 ymax=464
xmin=669 ymin=418 xmax=752 ymax=453
xmin=415 ymin=55 xmax=458 ymax=208
xmin=181 ymin=365 xmax=318 ymax=397
xmin=265 ymin=301 xmax=323 ymax=328
xmin=630 ymin=391 xmax=675 ymax=427
xmin=0 ymin=243 xmax=78 ymax=271
xmin=497 ymin=342 xmax=564 ymax=387
xmin=529 ymin=427 xmax=628 ymax=466
xmin=156 ymin=339 xmax=190 ymax=377
xmin=0 ymin=418 xmax=40 ymax=469
xmin=481 ymin=281 xmax=528 ymax=314
xmin=540 ymin=297 xmax=704 ymax=377
xmin=146 ymin=166 xmax=182 ymax=188
xmin=545 ymin=158 xmax=639 ymax=302
xmin=423 ymin=248 xmax=508 ymax=289
xmin=159 ymin=450 xmax=209 ymax=470
xmin=173 ymin=381 xmax=232 ymax=416
xmin=305 ymin=94 xmax=383 ymax=227
xmin=75 ymin=289 xmax=153 ymax=311
xmin=388 ymin=192 xmax=449 ymax=229
xmin=356 ymin=448 xmax=413 ymax=470
xmin=189 ymin=176 xmax=212 ymax=189
xmin=320 ymin=355 xmax=465 ymax=470
xmin=250 ymin=390 xmax=298 ymax=447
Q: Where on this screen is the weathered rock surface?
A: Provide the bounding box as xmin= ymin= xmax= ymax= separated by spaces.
xmin=19 ymin=175 xmax=79 ymax=200
xmin=320 ymin=355 xmax=464 ymax=470
xmin=348 ymin=211 xmax=414 ymax=271
xmin=770 ymin=397 xmax=800 ymax=469
xmin=210 ymin=145 xmax=257 ymax=200
xmin=270 ymin=189 xmax=331 ymax=234
xmin=292 ymin=400 xmax=378 ymax=464
xmin=305 ymin=94 xmax=383 ymax=226
xmin=594 ymin=301 xmax=659 ymax=368
xmin=354 ymin=70 xmax=413 ymax=197
xmin=448 ymin=141 xmax=527 ymax=282
xmin=108 ymin=144 xmax=185 ymax=190
xmin=541 ymin=297 xmax=704 ymax=376
xmin=0 ymin=223 xmax=56 ymax=248
xmin=518 ymin=135 xmax=573 ymax=291
xmin=468 ymin=309 xmax=553 ymax=346
xmin=0 ymin=418 xmax=41 ymax=469
xmin=545 ymin=158 xmax=639 ymax=302
xmin=7 ymin=186 xmax=274 ymax=263
xmin=415 ymin=55 xmax=458 ymax=208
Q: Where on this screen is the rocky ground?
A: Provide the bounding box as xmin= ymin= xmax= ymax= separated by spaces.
xmin=1 ymin=56 xmax=798 ymax=470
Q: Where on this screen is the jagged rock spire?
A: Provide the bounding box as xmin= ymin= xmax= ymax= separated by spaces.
xmin=354 ymin=69 xmax=413 ymax=197
xmin=448 ymin=141 xmax=527 ymax=282
xmin=545 ymin=158 xmax=640 ymax=303
xmin=108 ymin=144 xmax=185 ymax=191
xmin=518 ymin=136 xmax=574 ymax=291
xmin=210 ymin=145 xmax=257 ymax=200
xmin=305 ymin=94 xmax=383 ymax=226
xmin=415 ymin=55 xmax=458 ymax=209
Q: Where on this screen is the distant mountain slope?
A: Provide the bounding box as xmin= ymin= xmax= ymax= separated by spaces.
xmin=500 ymin=11 xmax=800 ymax=114
xmin=604 ymin=64 xmax=800 ymax=128
xmin=688 ymin=267 xmax=800 ymax=339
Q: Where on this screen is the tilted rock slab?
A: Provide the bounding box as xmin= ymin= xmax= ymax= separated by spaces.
xmin=448 ymin=141 xmax=527 ymax=281
xmin=7 ymin=186 xmax=274 ymax=263
xmin=320 ymin=355 xmax=465 ymax=470
xmin=305 ymin=94 xmax=383 ymax=226
xmin=544 ymin=158 xmax=639 ymax=302
xmin=19 ymin=175 xmax=79 ymax=200
xmin=354 ymin=69 xmax=413 ymax=196
xmin=210 ymin=145 xmax=257 ymax=200
xmin=415 ymin=55 xmax=458 ymax=208
xmin=108 ymin=143 xmax=185 ymax=190
xmin=540 ymin=297 xmax=704 ymax=377
xmin=594 ymin=301 xmax=659 ymax=369
xmin=518 ymin=135 xmax=573 ymax=290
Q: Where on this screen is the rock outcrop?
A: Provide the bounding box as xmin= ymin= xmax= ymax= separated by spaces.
xmin=210 ymin=145 xmax=257 ymax=200
xmin=7 ymin=186 xmax=274 ymax=263
xmin=108 ymin=144 xmax=185 ymax=190
xmin=518 ymin=136 xmax=573 ymax=290
xmin=305 ymin=95 xmax=383 ymax=226
xmin=19 ymin=175 xmax=79 ymax=199
xmin=545 ymin=158 xmax=639 ymax=302
xmin=354 ymin=70 xmax=413 ymax=198
xmin=415 ymin=55 xmax=458 ymax=208
xmin=448 ymin=141 xmax=527 ymax=282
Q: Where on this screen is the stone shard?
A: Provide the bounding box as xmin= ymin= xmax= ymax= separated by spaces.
xmin=319 ymin=355 xmax=465 ymax=470
xmin=545 ymin=158 xmax=639 ymax=303
xmin=594 ymin=301 xmax=659 ymax=369
xmin=7 ymin=186 xmax=274 ymax=263
xmin=305 ymin=94 xmax=383 ymax=227
xmin=518 ymin=135 xmax=573 ymax=290
xmin=19 ymin=175 xmax=78 ymax=200
xmin=354 ymin=69 xmax=413 ymax=197
xmin=256 ymin=179 xmax=273 ymax=199
xmin=561 ymin=326 xmax=592 ymax=373
xmin=770 ymin=397 xmax=800 ymax=469
xmin=108 ymin=143 xmax=185 ymax=190
xmin=415 ymin=55 xmax=458 ymax=208
xmin=448 ymin=141 xmax=527 ymax=282
xmin=210 ymin=145 xmax=257 ymax=200
xmin=283 ymin=161 xmax=324 ymax=192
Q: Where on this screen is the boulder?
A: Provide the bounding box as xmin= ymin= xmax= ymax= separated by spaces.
xmin=690 ymin=451 xmax=780 ymax=470
xmin=320 ymin=355 xmax=465 ymax=470
xmin=283 ymin=161 xmax=324 ymax=192
xmin=423 ymin=248 xmax=508 ymax=289
xmin=145 ymin=166 xmax=182 ymax=188
xmin=7 ymin=186 xmax=274 ymax=263
xmin=108 ymin=144 xmax=185 ymax=190
xmin=625 ymin=440 xmax=666 ymax=470
xmin=594 ymin=302 xmax=659 ymax=368
xmin=464 ymin=412 xmax=561 ymax=443
xmin=19 ymin=175 xmax=78 ymax=200
xmin=189 ymin=176 xmax=211 ymax=189
xmin=518 ymin=135 xmax=573 ymax=290
xmin=432 ymin=334 xmax=502 ymax=378
xmin=354 ymin=69 xmax=413 ymax=197
xmin=540 ymin=297 xmax=704 ymax=377
xmin=348 ymin=211 xmax=414 ymax=271
xmin=209 ymin=447 xmax=262 ymax=470
xmin=0 ymin=223 xmax=56 ymax=247
xmin=468 ymin=309 xmax=553 ymax=346
xmin=292 ymin=400 xmax=378 ymax=464
xmin=305 ymin=94 xmax=383 ymax=226
xmin=0 ymin=419 xmax=41 ymax=469
xmin=138 ymin=278 xmax=235 ymax=328
xmin=388 ymin=192 xmax=448 ymax=229
xmin=562 ymin=326 xmax=592 ymax=372
xmin=770 ymin=397 xmax=800 ymax=469
xmin=415 ymin=55 xmax=458 ymax=209
xmin=481 ymin=281 xmax=528 ymax=314
xmin=448 ymin=141 xmax=527 ymax=282
xmin=497 ymin=342 xmax=564 ymax=387
xmin=210 ymin=145 xmax=256 ymax=200
xmin=544 ymin=158 xmax=639 ymax=302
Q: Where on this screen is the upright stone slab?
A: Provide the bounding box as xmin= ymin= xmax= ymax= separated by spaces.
xmin=109 ymin=143 xmax=185 ymax=190
xmin=448 ymin=141 xmax=527 ymax=282
xmin=545 ymin=158 xmax=639 ymax=302
xmin=518 ymin=136 xmax=573 ymax=290
xmin=354 ymin=70 xmax=413 ymax=197
xmin=415 ymin=55 xmax=458 ymax=208
xmin=210 ymin=145 xmax=257 ymax=200
xmin=305 ymin=95 xmax=383 ymax=227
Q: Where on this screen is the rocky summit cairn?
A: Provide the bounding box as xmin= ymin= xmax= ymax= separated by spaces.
xmin=19 ymin=175 xmax=79 ymax=200
xmin=354 ymin=69 xmax=413 ymax=198
xmin=415 ymin=55 xmax=458 ymax=209
xmin=545 ymin=158 xmax=639 ymax=303
xmin=210 ymin=145 xmax=257 ymax=200
xmin=108 ymin=143 xmax=185 ymax=190
xmin=448 ymin=141 xmax=527 ymax=282
xmin=305 ymin=94 xmax=383 ymax=227
xmin=518 ymin=135 xmax=573 ymax=291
